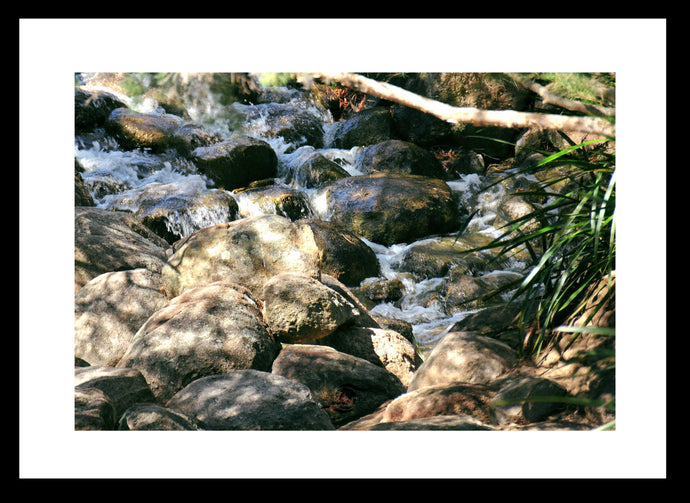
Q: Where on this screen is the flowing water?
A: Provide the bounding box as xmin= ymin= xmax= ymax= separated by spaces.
xmin=75 ymin=73 xmax=534 ymax=358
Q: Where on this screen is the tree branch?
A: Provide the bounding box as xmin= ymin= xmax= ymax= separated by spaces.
xmin=506 ymin=73 xmax=615 ymax=118
xmin=309 ymin=72 xmax=615 ymax=139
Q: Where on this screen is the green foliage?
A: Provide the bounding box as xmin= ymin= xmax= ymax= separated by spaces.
xmin=460 ymin=137 xmax=616 ymax=357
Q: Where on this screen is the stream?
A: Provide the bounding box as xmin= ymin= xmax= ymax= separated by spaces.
xmin=75 ymin=73 xmax=535 ymax=358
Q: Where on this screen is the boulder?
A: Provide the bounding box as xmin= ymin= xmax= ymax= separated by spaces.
xmin=368 ymin=415 xmax=494 ymax=431
xmin=74 ymin=366 xmax=155 ymax=420
xmin=233 ymin=185 xmax=313 ymax=221
xmin=160 ymin=214 xmax=321 ymax=298
xmin=489 ymin=375 xmax=570 ymax=425
xmin=285 ymin=151 xmax=350 ymax=189
xmin=444 ymin=270 xmax=523 ymax=314
xmin=74 ymin=386 xmax=117 ymax=431
xmin=191 ymin=133 xmax=278 ymax=190
xmin=407 ymin=331 xmax=518 ymax=391
xmin=75 ymin=88 xmax=127 ymax=133
xmin=330 ymin=106 xmax=393 ymax=149
xmin=135 ymin=189 xmax=240 ymax=244
xmin=353 ymin=139 xmax=446 ymax=179
xmin=297 ymin=219 xmax=380 ymax=286
xmin=74 ymin=207 xmax=169 ymax=291
xmin=105 ymin=107 xmax=185 ymax=152
xmin=320 ymin=172 xmax=459 ymax=246
xmin=116 ymin=282 xmax=280 ymax=402
xmin=74 ymin=268 xmax=169 ymax=366
xmin=166 ymin=370 xmax=335 ymax=430
xmin=232 ymin=101 xmax=325 ymax=150
xmin=262 ymin=272 xmax=359 ymax=344
xmin=118 ymin=403 xmax=202 ymax=430
xmin=394 ymin=233 xmax=502 ymax=280
xmin=271 ymin=344 xmax=405 ymax=428
xmin=324 ymin=326 xmax=421 ymax=388
xmin=380 ymin=382 xmax=496 ymax=424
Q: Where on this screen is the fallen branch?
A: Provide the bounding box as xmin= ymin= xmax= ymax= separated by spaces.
xmin=309 ymin=72 xmax=615 ymax=139
xmin=507 ymin=73 xmax=615 ymax=118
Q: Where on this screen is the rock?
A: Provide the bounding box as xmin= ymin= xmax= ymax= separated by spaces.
xmin=75 ymin=88 xmax=127 ymax=133
xmin=285 ymin=150 xmax=350 ymax=189
xmin=233 ymin=185 xmax=313 ymax=221
xmin=74 ymin=366 xmax=155 ymax=420
xmin=191 ymin=133 xmax=278 ymax=190
xmin=489 ymin=375 xmax=570 ymax=425
xmin=160 ymin=214 xmax=321 ymax=298
xmin=390 ymin=103 xmax=454 ymax=147
xmin=324 ymin=326 xmax=421 ymax=388
xmin=105 ymin=107 xmax=185 ymax=152
xmin=135 ymin=189 xmax=240 ymax=244
xmin=368 ymin=414 xmax=494 ymax=430
xmin=318 ymin=274 xmax=382 ymax=329
xmin=444 ymin=270 xmax=523 ymax=314
xmin=297 ymin=219 xmax=380 ymax=286
xmin=354 ymin=277 xmax=405 ymax=308
xmin=118 ymin=403 xmax=202 ymax=430
xmin=74 ymin=268 xmax=168 ymax=366
xmin=330 ymin=106 xmax=393 ymax=149
xmin=166 ymin=370 xmax=334 ymax=430
xmin=75 ymin=161 xmax=95 ymax=206
xmin=262 ymin=272 xmax=360 ymax=344
xmin=353 ymin=139 xmax=446 ymax=179
xmin=74 ymin=386 xmax=116 ymax=430
xmin=407 ymin=331 xmax=518 ymax=391
xmin=380 ymin=382 xmax=496 ymax=424
xmin=271 ymin=344 xmax=405 ymax=428
xmin=74 ymin=207 xmax=169 ymax=292
xmin=116 ymin=282 xmax=280 ymax=402
xmin=394 ymin=233 xmax=502 ymax=280
xmin=232 ymin=101 xmax=325 ymax=150
xmin=319 ymin=172 xmax=459 ymax=246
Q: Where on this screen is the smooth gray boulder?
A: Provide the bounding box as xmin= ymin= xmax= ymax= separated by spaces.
xmin=117 ymin=282 xmax=280 ymax=402
xmin=74 ymin=268 xmax=168 ymax=366
xmin=166 ymin=370 xmax=334 ymax=430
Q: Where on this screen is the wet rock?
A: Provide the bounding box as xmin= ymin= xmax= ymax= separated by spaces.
xmin=232 ymin=101 xmax=325 ymax=150
xmin=394 ymin=233 xmax=502 ymax=280
xmin=271 ymin=344 xmax=405 ymax=428
xmin=354 ymin=139 xmax=446 ymax=179
xmin=75 ymin=88 xmax=127 ymax=133
xmin=118 ymin=403 xmax=202 ymax=431
xmin=160 ymin=214 xmax=321 ymax=298
xmin=407 ymin=331 xmax=518 ymax=391
xmin=285 ymin=150 xmax=350 ymax=189
xmin=444 ymin=270 xmax=523 ymax=314
xmin=75 ymin=161 xmax=95 ymax=206
xmin=166 ymin=370 xmax=334 ymax=430
xmin=191 ymin=133 xmax=278 ymax=190
xmin=297 ymin=219 xmax=380 ymax=286
xmin=74 ymin=268 xmax=168 ymax=367
xmin=320 ymin=172 xmax=459 ymax=246
xmin=117 ymin=282 xmax=280 ymax=402
xmin=75 ymin=366 xmax=155 ymax=420
xmin=233 ymin=185 xmax=313 ymax=221
xmin=135 ymin=189 xmax=240 ymax=244
xmin=331 ymin=106 xmax=393 ymax=148
xmin=105 ymin=107 xmax=186 ymax=152
xmin=390 ymin=103 xmax=454 ymax=147
xmin=74 ymin=207 xmax=169 ymax=292
xmin=262 ymin=272 xmax=360 ymax=344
